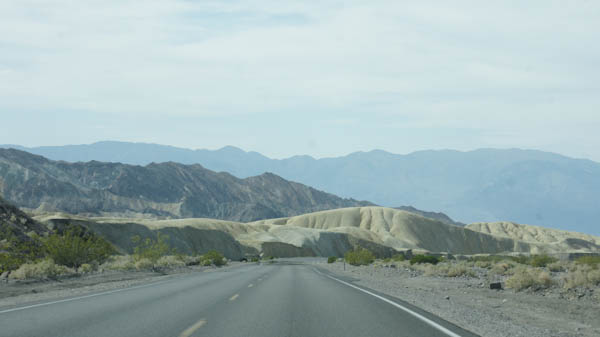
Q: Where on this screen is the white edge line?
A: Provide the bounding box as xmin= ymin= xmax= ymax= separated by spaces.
xmin=0 ymin=279 xmax=172 ymax=315
xmin=313 ymin=268 xmax=463 ymax=337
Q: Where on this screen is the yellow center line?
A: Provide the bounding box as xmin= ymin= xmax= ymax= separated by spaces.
xmin=229 ymin=294 xmax=239 ymax=301
xmin=178 ymin=319 xmax=207 ymax=337
xmin=248 ymin=284 xmax=254 ymax=288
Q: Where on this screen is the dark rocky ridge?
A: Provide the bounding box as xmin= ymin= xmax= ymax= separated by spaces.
xmin=0 ymin=196 xmax=48 ymax=246
xmin=0 ymin=149 xmax=372 ymax=222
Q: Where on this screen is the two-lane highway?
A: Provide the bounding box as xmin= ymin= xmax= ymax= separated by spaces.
xmin=0 ymin=262 xmax=479 ymax=337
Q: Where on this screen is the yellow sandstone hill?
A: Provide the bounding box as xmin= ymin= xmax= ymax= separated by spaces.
xmin=34 ymin=207 xmax=600 ymax=259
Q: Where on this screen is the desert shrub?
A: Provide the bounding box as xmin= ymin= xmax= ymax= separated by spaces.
xmin=575 ymin=256 xmax=600 ymax=269
xmin=134 ymin=258 xmax=154 ymax=271
xmin=417 ymin=263 xmax=441 ymax=276
xmin=392 ymin=254 xmax=406 ymax=262
xmin=417 ymin=262 xmax=475 ymax=277
xmin=490 ymin=261 xmax=518 ymax=276
xmin=563 ymin=265 xmax=600 ymax=289
xmin=447 ymin=263 xmax=476 ymax=277
xmin=132 ymin=233 xmax=173 ymax=263
xmin=101 ymin=255 xmax=135 ymax=271
xmin=548 ymin=261 xmax=567 ymax=272
xmin=44 ymin=228 xmax=114 ymax=271
xmin=203 ymin=250 xmax=226 ymax=266
xmin=345 ymin=248 xmax=375 ymax=266
xmin=506 ymin=268 xmax=554 ymax=291
xmin=410 ymin=255 xmax=440 ymax=265
xmin=510 ymin=255 xmax=531 ymax=265
xmin=79 ymin=263 xmax=95 ymax=273
xmin=469 ymin=255 xmax=509 ymax=264
xmin=327 ymin=256 xmax=337 ymax=264
xmin=474 ymin=260 xmax=492 ymax=269
xmin=529 ymin=255 xmax=558 ymax=268
xmin=156 ymin=255 xmax=186 ymax=269
xmin=181 ymin=255 xmax=203 ymax=266
xmin=10 ymin=259 xmax=74 ymax=280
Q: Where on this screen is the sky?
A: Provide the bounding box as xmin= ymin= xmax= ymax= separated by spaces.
xmin=1 ymin=0 xmax=599 ymax=160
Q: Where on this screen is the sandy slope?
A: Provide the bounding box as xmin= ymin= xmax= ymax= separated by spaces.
xmin=467 ymin=222 xmax=600 ymax=245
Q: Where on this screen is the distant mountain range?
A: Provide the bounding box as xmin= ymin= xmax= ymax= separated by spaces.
xmin=0 ymin=149 xmax=371 ymax=221
xmin=2 ymin=141 xmax=599 ymax=235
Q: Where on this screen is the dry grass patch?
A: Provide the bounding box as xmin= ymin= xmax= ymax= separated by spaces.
xmin=416 ymin=261 xmax=476 ymax=278
xmin=563 ymin=265 xmax=600 ymax=289
xmin=547 ymin=261 xmax=568 ymax=272
xmin=9 ymin=259 xmax=74 ymax=280
xmin=101 ymin=255 xmax=135 ymax=271
xmin=79 ymin=263 xmax=96 ymax=273
xmin=134 ymin=258 xmax=154 ymax=271
xmin=156 ymin=255 xmax=186 ymax=268
xmin=490 ymin=261 xmax=518 ymax=276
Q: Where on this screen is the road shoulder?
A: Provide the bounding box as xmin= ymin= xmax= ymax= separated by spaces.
xmin=316 ymin=261 xmax=600 ymax=337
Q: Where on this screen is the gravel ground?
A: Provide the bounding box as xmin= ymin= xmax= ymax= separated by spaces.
xmin=317 ymin=261 xmax=600 ymax=337
xmin=0 ymin=262 xmax=244 ymax=310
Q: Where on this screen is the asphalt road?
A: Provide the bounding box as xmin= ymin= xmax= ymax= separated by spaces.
xmin=0 ymin=261 xmax=479 ymax=337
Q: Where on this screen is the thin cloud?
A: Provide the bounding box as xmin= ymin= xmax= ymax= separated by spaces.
xmin=0 ymin=1 xmax=599 ymax=160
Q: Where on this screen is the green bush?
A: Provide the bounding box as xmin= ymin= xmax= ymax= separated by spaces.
xmin=0 ymin=234 xmax=46 ymax=273
xmin=410 ymin=255 xmax=440 ymax=265
xmin=575 ymin=256 xmax=600 ymax=269
xmin=327 ymin=256 xmax=337 ymax=264
xmin=44 ymin=228 xmax=114 ymax=271
xmin=0 ymin=252 xmax=23 ymax=274
xmin=203 ymin=250 xmax=226 ymax=266
xmin=510 ymin=255 xmax=531 ymax=265
xmin=344 ymin=248 xmax=375 ymax=266
xmin=529 ymin=255 xmax=558 ymax=268
xmin=251 ymin=257 xmax=260 ymax=263
xmin=392 ymin=254 xmax=405 ymax=262
xmin=468 ymin=255 xmax=507 ymax=264
xmin=132 ymin=233 xmax=173 ymax=263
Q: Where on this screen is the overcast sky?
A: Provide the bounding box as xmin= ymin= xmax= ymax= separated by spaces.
xmin=1 ymin=0 xmax=599 ymax=160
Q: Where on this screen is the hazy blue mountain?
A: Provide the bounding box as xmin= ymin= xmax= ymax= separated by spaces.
xmin=3 ymin=142 xmax=600 ymax=235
